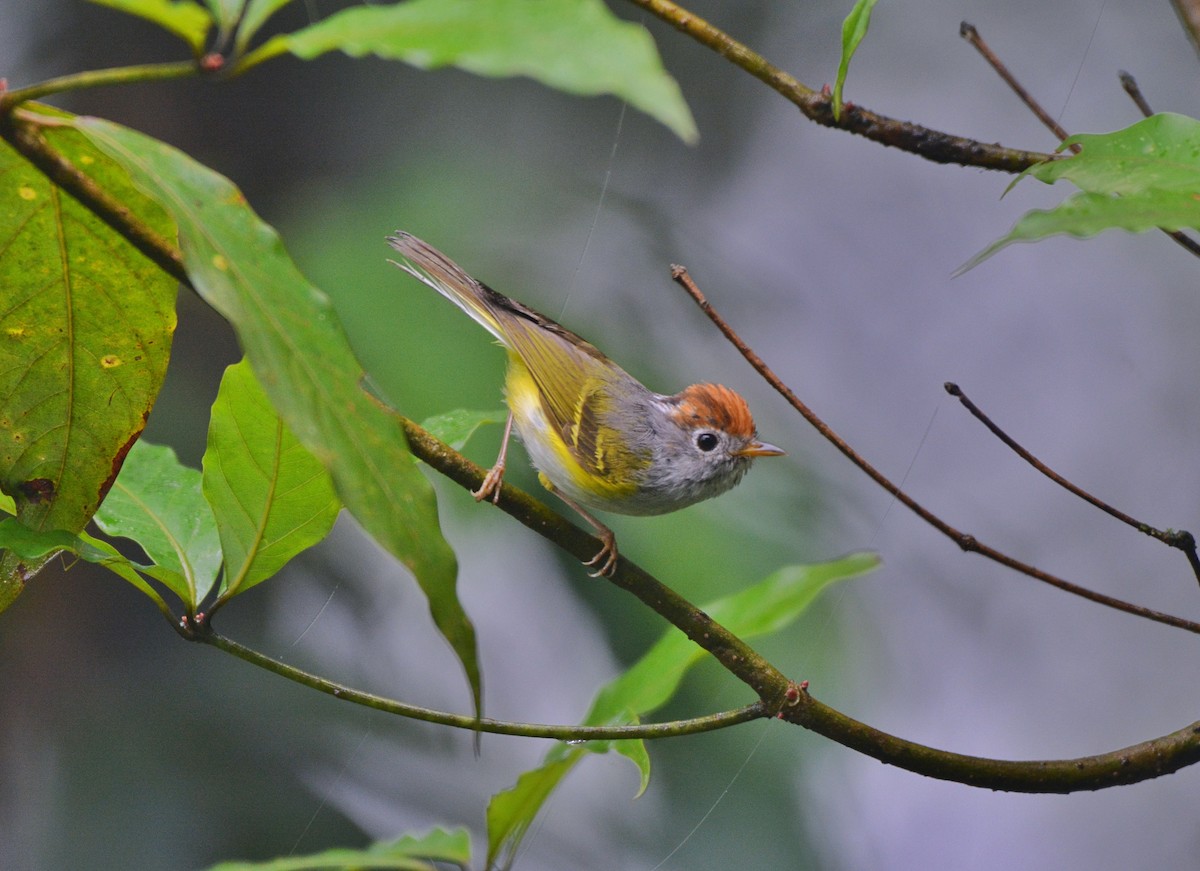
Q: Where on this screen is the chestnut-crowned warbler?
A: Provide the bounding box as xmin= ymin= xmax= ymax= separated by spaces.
xmin=387 ymin=232 xmax=784 ymax=576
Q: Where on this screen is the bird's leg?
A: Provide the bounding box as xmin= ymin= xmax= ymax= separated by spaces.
xmin=539 ymin=477 xmax=619 ymax=577
xmin=474 ymin=411 xmax=514 ymax=505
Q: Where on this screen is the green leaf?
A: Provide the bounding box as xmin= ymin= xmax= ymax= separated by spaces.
xmin=0 ymin=518 xmax=173 ymax=617
xmin=419 ymin=408 xmax=507 ymax=452
xmin=203 ymin=359 xmax=340 ymax=601
xmin=77 ymin=529 xmax=175 ymax=612
xmin=0 ymin=109 xmax=177 ymax=608
xmin=486 ymin=760 xmax=575 ymax=871
xmin=202 ymin=0 xmax=244 ymax=34
xmin=833 ymin=0 xmax=879 ymax=121
xmin=960 ymin=190 xmax=1200 ymax=272
xmin=0 ymin=517 xmax=131 ymax=565
xmin=1029 ymin=113 xmax=1200 ymax=193
xmin=253 ymin=0 xmax=697 ymax=143
xmin=634 ymin=545 xmax=875 ymax=715
xmin=235 ymin=0 xmax=297 ymax=53
xmin=88 ymin=0 xmax=214 ymax=53
xmin=206 ymin=826 xmax=471 ymax=870
xmin=963 ymin=113 xmax=1200 ymax=271
xmin=485 ymin=553 xmax=879 ymax=867
xmin=93 ymin=440 xmax=221 ymax=611
xmin=588 ymin=553 xmax=879 ymax=780
xmin=72 ymin=116 xmax=481 ymax=718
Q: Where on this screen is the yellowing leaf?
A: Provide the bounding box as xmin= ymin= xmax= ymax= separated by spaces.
xmin=0 ymin=112 xmax=177 ymax=609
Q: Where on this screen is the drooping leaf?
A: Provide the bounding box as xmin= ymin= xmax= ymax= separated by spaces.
xmin=0 ymin=519 xmax=173 ymax=618
xmin=88 ymin=0 xmax=213 ymax=53
xmin=0 ymin=109 xmax=177 ymax=609
xmin=93 ymin=439 xmax=221 ymax=610
xmin=244 ymin=0 xmax=697 ymax=143
xmin=962 ymin=113 xmax=1200 ymax=271
xmin=960 ymin=191 xmax=1200 ymax=272
xmin=486 ymin=552 xmax=880 ymax=867
xmin=203 ymin=359 xmax=340 ymax=601
xmin=235 ymin=0 xmax=297 ymax=53
xmin=206 ymin=826 xmax=472 ymax=871
xmin=419 ymin=408 xmax=507 ymax=452
xmin=72 ymin=115 xmax=480 ymax=718
xmin=833 ymin=0 xmax=879 ymax=121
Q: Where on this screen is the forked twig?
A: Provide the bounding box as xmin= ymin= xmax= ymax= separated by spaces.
xmin=958 ymin=31 xmax=1200 ymax=568
xmin=961 ymin=21 xmax=1200 ymax=258
xmin=945 ymin=383 xmax=1200 ymax=586
xmin=670 ymin=265 xmax=1200 ymax=633
xmin=7 ymin=106 xmax=1200 ymax=792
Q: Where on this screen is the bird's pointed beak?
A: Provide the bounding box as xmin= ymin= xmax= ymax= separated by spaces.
xmin=734 ymin=440 xmax=786 ymax=458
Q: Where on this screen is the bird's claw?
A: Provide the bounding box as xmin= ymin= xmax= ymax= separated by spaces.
xmin=583 ymin=530 xmax=619 ymax=578
xmin=473 ymin=462 xmax=505 ymax=505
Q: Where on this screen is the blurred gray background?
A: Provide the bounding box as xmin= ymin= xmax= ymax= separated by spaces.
xmin=3 ymin=0 xmax=1199 ymax=868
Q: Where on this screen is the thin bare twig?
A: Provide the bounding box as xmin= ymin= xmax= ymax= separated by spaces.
xmin=945 ymin=383 xmax=1200 ymax=586
xmin=960 ymin=22 xmax=1076 ymax=150
xmin=670 ymin=265 xmax=1200 ymax=633
xmin=9 ymin=94 xmax=1200 ymax=793
xmin=1119 ymin=70 xmax=1155 ymax=118
xmin=183 ymin=618 xmax=768 ymax=740
xmin=961 ymin=22 xmax=1200 ymax=258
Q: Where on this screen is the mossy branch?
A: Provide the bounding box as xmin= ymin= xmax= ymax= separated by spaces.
xmin=626 ymin=0 xmax=1052 ymax=172
xmin=5 ymin=82 xmax=1200 ymax=796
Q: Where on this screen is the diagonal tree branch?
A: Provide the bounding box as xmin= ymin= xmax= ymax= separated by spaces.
xmin=945 ymin=382 xmax=1200 ymax=585
xmin=0 ymin=109 xmax=187 ymax=283
xmin=959 ymin=21 xmax=1200 ymax=258
xmin=7 ymin=109 xmax=1200 ymax=793
xmin=626 ymin=0 xmax=1052 ymax=171
xmin=1170 ymin=0 xmax=1200 ymax=58
xmin=190 ymin=622 xmax=768 ymax=740
xmin=670 ymin=265 xmax=1200 ymax=634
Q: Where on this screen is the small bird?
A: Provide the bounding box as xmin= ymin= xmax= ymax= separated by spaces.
xmin=387 ymin=232 xmax=784 ymax=576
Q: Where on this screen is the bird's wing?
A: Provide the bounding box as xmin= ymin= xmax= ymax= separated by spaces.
xmin=501 ymin=314 xmax=650 ymax=482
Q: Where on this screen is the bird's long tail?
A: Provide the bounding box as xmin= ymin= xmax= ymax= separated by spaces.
xmin=387 ymin=232 xmax=506 ymax=342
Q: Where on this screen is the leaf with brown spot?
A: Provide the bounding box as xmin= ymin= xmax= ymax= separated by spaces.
xmin=0 ymin=109 xmax=177 ymax=609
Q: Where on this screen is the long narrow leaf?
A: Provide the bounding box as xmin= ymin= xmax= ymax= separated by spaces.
xmin=202 ymin=0 xmax=243 ymax=34
xmin=72 ymin=116 xmax=481 ymax=717
xmin=833 ymin=0 xmax=879 ymax=121
xmin=250 ymin=0 xmax=697 ymax=143
xmin=486 ymin=552 xmax=880 ymax=867
xmin=206 ymin=826 xmax=471 ymax=871
xmin=235 ymin=0 xmax=297 ymax=53
xmin=0 ymin=518 xmax=172 ymax=616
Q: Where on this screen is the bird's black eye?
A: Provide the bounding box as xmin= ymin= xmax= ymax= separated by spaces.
xmin=695 ymin=432 xmax=719 ymax=452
